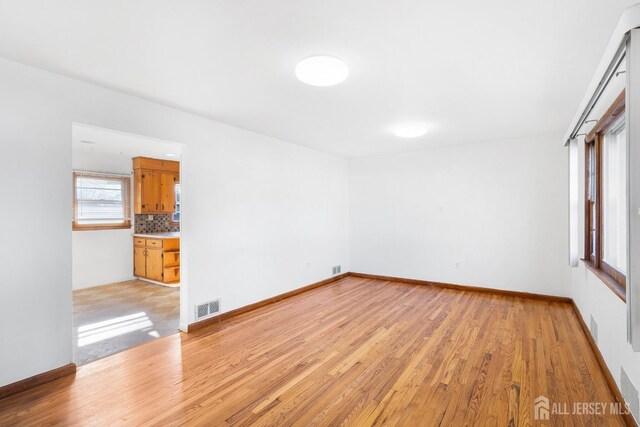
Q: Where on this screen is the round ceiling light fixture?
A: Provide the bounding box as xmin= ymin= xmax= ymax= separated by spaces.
xmin=295 ymin=55 xmax=349 ymax=87
xmin=393 ymin=125 xmax=428 ymax=138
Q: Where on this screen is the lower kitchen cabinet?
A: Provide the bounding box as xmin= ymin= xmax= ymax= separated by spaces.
xmin=133 ymin=236 xmax=180 ymax=284
xmin=145 ymin=248 xmax=164 ymax=282
xmin=133 ymin=246 xmax=146 ymax=277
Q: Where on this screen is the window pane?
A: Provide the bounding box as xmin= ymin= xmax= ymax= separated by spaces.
xmin=589 ymin=145 xmax=596 ymax=200
xmin=602 ymin=120 xmax=627 ymax=273
xmin=591 ymin=201 xmax=596 ymax=258
xmin=77 ymin=188 xmax=122 ymax=202
xmin=75 ymin=174 xmax=127 ymax=225
xmin=173 ymin=183 xmax=180 ymax=222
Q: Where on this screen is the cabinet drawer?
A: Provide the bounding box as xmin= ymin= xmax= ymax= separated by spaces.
xmin=146 ymin=239 xmax=162 ymax=248
xmin=133 ymin=237 xmax=146 ymax=246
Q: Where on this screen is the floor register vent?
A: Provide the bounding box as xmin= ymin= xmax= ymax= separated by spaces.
xmin=589 ymin=315 xmax=598 ymax=345
xmin=621 ymin=367 xmax=639 ymax=422
xmin=195 ymin=298 xmax=221 ymax=321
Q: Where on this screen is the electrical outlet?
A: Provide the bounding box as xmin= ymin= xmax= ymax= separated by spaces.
xmin=147 ymin=215 xmax=154 ymax=220
xmin=332 ymin=265 xmax=341 ymax=275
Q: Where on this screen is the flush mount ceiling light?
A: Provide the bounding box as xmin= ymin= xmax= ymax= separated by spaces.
xmin=80 ymin=140 xmax=96 ymax=144
xmin=295 ymin=55 xmax=349 ymax=87
xmin=393 ymin=125 xmax=428 ymax=138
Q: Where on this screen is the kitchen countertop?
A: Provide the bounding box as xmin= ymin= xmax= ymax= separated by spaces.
xmin=133 ymin=232 xmax=180 ymax=239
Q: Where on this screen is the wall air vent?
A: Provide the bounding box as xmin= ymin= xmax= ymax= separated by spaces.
xmin=195 ymin=298 xmax=221 ymax=321
xmin=590 ymin=315 xmax=598 ymax=344
xmin=332 ymin=265 xmax=341 ymax=275
xmin=621 ymin=367 xmax=639 ymax=422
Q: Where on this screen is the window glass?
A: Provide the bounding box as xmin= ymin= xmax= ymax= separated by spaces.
xmin=73 ymin=172 xmax=130 ymax=228
xmin=588 ymin=144 xmax=597 ymax=259
xmin=172 ymin=183 xmax=181 ymax=222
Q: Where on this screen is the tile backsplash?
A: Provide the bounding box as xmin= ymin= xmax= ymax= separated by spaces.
xmin=134 ymin=214 xmax=180 ymax=234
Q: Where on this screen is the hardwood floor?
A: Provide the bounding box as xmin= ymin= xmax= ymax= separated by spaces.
xmin=0 ymin=277 xmax=626 ymax=426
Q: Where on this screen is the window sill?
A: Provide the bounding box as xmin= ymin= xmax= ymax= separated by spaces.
xmin=73 ymin=224 xmax=132 ymax=232
xmin=581 ymin=259 xmax=626 ymax=303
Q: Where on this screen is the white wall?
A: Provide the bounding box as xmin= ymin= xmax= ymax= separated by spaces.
xmin=0 ymin=57 xmax=349 ymax=386
xmin=71 ymin=150 xmax=134 ymax=289
xmin=566 ymin=66 xmax=640 ymax=409
xmin=571 ymin=263 xmax=640 ymax=397
xmin=72 ymin=229 xmax=133 ymax=289
xmin=571 ymin=138 xmax=640 ymax=408
xmin=349 ymin=134 xmax=570 ymax=297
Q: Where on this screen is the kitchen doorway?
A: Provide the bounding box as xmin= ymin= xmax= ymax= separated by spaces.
xmin=71 ymin=123 xmax=184 ymax=365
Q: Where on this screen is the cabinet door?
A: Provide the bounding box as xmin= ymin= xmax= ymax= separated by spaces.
xmin=146 ymin=248 xmax=164 ymax=282
xmin=141 ymin=170 xmax=161 ymax=213
xmin=134 ymin=246 xmax=146 ymax=277
xmin=134 ymin=169 xmax=143 ymax=214
xmin=140 ymin=170 xmax=153 ymax=212
xmin=159 ymin=172 xmax=178 ymax=213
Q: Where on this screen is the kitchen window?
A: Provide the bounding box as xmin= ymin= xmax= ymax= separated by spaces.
xmin=584 ymin=90 xmax=626 ymax=301
xmin=172 ymin=183 xmax=180 ymax=222
xmin=73 ymin=171 xmax=132 ymax=231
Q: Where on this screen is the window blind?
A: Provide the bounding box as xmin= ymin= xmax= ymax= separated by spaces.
xmin=73 ymin=171 xmax=131 ymax=229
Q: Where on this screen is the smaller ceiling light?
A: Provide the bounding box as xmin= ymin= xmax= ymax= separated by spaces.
xmin=295 ymin=55 xmax=349 ymax=87
xmin=394 ymin=125 xmax=428 ymax=138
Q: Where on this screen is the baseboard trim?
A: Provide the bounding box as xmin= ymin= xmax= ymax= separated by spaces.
xmin=570 ymin=301 xmax=638 ymax=427
xmin=189 ymin=271 xmax=571 ymax=332
xmin=188 ymin=272 xmax=350 ymax=332
xmin=0 ymin=363 xmax=76 ymax=401
xmin=349 ymin=272 xmax=572 ymax=303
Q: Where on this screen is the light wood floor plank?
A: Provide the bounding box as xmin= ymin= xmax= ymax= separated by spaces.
xmin=0 ymin=277 xmax=626 ymax=426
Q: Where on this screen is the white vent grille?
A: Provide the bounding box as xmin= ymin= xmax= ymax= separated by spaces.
xmin=590 ymin=314 xmax=598 ymax=344
xmin=332 ymin=265 xmax=341 ymax=275
xmin=195 ymin=298 xmax=221 ymax=321
xmin=621 ymin=367 xmax=639 ymax=422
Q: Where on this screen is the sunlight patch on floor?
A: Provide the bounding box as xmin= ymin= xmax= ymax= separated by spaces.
xmin=77 ymin=312 xmax=154 ymax=347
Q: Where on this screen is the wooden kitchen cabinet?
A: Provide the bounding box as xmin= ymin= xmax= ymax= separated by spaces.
xmin=133 ymin=157 xmax=179 ymax=214
xmin=159 ymin=172 xmax=178 ymax=213
xmin=140 ymin=170 xmax=160 ymax=213
xmin=133 ymin=246 xmax=146 ymax=277
xmin=145 ymin=248 xmax=164 ymax=281
xmin=133 ymin=236 xmax=180 ymax=285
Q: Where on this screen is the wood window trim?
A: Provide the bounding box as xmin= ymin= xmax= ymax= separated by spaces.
xmin=582 ymin=259 xmax=626 ymax=302
xmin=72 ymin=222 xmax=132 ymax=232
xmin=583 ymin=89 xmax=626 ymax=301
xmin=585 ymin=91 xmax=626 ymax=143
xmin=584 ymin=135 xmax=600 ymax=265
xmin=72 ymin=171 xmax=132 ymax=232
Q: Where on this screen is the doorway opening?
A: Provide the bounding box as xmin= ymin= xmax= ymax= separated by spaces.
xmin=71 ymin=123 xmax=184 ymax=365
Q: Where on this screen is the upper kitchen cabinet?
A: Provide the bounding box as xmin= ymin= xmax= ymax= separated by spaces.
xmin=133 ymin=157 xmax=180 ymax=214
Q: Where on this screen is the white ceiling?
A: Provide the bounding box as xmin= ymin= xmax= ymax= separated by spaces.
xmin=0 ymin=0 xmax=637 ymax=157
xmin=73 ymin=123 xmax=182 ymax=159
